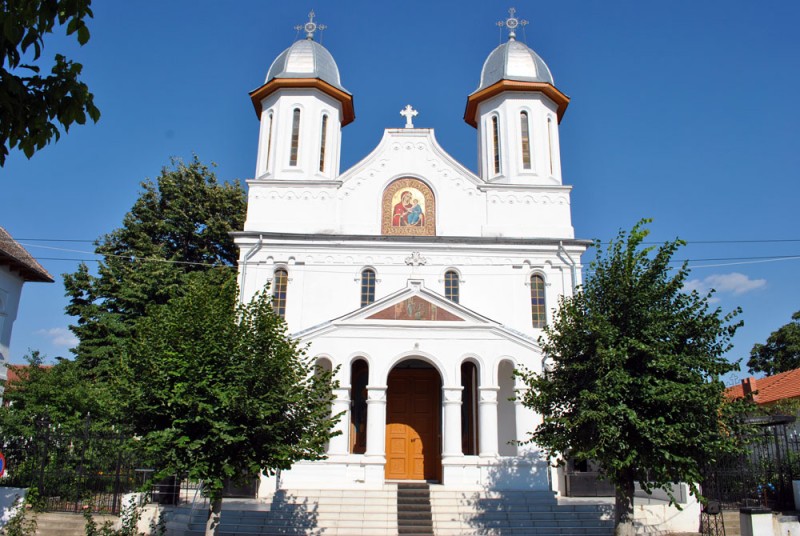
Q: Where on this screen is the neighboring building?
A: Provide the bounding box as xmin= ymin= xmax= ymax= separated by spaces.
xmin=727 ymin=370 xmax=800 ymax=407
xmin=0 ymin=227 xmax=53 ymax=397
xmin=235 ymin=11 xmax=589 ymax=494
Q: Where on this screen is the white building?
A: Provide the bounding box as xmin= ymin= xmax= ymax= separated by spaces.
xmin=235 ymin=11 xmax=588 ymax=495
xmin=0 ymin=226 xmax=53 ymax=397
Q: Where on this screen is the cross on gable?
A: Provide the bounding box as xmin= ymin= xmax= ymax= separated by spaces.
xmin=400 ymin=105 xmax=418 ymax=128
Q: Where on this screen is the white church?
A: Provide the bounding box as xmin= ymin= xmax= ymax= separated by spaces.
xmin=224 ymin=10 xmax=703 ymax=536
xmin=234 ymin=9 xmax=587 ymax=496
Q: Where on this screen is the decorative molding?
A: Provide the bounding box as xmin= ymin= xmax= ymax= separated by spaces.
xmin=487 ymin=193 xmax=569 ymax=205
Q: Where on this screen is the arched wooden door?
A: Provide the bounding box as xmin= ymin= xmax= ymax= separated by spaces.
xmin=385 ymin=366 xmax=441 ymax=480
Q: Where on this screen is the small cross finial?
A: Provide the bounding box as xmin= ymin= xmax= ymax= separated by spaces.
xmin=400 ymin=105 xmax=418 ymax=128
xmin=295 ymin=10 xmax=327 ymax=40
xmin=497 ymin=7 xmax=528 ymax=41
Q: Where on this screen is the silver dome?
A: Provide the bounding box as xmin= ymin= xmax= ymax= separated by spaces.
xmin=476 ymin=39 xmax=554 ymax=91
xmin=266 ymin=39 xmax=348 ymax=92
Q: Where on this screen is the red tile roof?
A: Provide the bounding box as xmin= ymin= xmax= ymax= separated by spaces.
xmin=0 ymin=226 xmax=53 ymax=282
xmin=726 ymin=368 xmax=800 ymax=405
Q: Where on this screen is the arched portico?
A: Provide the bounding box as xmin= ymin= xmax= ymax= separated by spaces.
xmin=384 ymin=358 xmax=442 ymax=481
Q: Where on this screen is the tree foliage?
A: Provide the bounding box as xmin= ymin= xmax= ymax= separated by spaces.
xmin=517 ymin=220 xmax=741 ymax=535
xmin=0 ymin=0 xmax=100 ymax=165
xmin=119 ymin=269 xmax=339 ymax=536
xmin=747 ymin=311 xmax=800 ymax=375
xmin=0 ymin=351 xmax=115 ymax=437
xmin=64 ymin=157 xmax=246 ymax=372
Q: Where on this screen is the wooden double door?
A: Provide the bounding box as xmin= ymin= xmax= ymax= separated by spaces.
xmin=385 ymin=367 xmax=441 ymax=480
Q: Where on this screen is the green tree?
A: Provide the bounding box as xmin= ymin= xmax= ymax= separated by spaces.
xmin=0 ymin=351 xmax=115 ymax=437
xmin=0 ymin=0 xmax=100 ymax=166
xmin=64 ymin=157 xmax=246 ymax=373
xmin=747 ymin=311 xmax=800 ymax=375
xmin=119 ymin=269 xmax=339 ymax=536
xmin=0 ymin=351 xmax=120 ymax=494
xmin=517 ymin=221 xmax=741 ymax=536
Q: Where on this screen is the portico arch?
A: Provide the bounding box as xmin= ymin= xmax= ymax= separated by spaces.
xmin=385 ymin=358 xmax=442 ymax=481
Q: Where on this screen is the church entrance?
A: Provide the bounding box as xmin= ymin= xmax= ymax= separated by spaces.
xmin=385 ymin=361 xmax=441 ymax=481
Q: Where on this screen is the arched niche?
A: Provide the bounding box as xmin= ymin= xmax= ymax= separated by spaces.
xmin=381 ymin=177 xmax=436 ymax=236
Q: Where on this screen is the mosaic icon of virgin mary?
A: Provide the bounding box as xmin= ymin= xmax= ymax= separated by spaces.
xmin=391 ymin=189 xmax=425 ymax=227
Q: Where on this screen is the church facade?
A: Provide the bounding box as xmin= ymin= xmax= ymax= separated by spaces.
xmin=234 ymin=11 xmax=589 ymax=494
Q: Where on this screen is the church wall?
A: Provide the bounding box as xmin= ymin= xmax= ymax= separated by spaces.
xmin=254 ymin=88 xmax=343 ymax=181
xmin=235 ymin=239 xmax=582 ymax=338
xmin=245 ymin=128 xmax=575 ymax=239
xmin=476 ymin=92 xmax=563 ymax=185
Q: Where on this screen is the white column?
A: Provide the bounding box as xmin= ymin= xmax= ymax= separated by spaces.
xmin=442 ymin=386 xmax=463 ymax=457
xmin=327 ymin=387 xmax=351 ymax=456
xmin=514 ymin=386 xmax=534 ymax=455
xmin=364 ymin=386 xmax=387 ymax=458
xmin=478 ymin=386 xmax=499 ymax=457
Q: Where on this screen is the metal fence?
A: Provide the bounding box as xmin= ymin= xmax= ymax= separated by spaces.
xmin=703 ymin=415 xmax=799 ymax=510
xmin=1 ymin=413 xmax=138 ymax=514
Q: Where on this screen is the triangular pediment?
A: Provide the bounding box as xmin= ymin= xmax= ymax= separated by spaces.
xmin=366 ymin=295 xmax=465 ymax=322
xmin=292 ymin=280 xmax=540 ymax=352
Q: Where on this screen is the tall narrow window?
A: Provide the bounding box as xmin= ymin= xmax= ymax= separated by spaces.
xmin=273 ymin=269 xmax=288 ymax=319
xmin=319 ymin=114 xmax=328 ymax=172
xmin=461 ymin=362 xmax=479 ymax=456
xmin=530 ymin=274 xmax=546 ymax=328
xmin=444 ymin=270 xmax=459 ymax=303
xmin=350 ymin=360 xmax=369 ymax=454
xmin=265 ymin=112 xmax=274 ymax=171
xmin=547 ymin=117 xmax=554 ymax=175
xmin=289 ymin=108 xmax=301 ymax=166
xmin=491 ymin=116 xmax=501 ymax=175
xmin=360 ymin=268 xmax=375 ymax=307
xmin=520 ymin=111 xmax=531 ymax=169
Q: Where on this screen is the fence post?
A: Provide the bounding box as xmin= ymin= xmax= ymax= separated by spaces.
xmin=111 ymin=430 xmax=123 ymax=514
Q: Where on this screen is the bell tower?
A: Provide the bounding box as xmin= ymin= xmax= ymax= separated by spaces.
xmin=249 ymin=11 xmax=354 ymax=181
xmin=465 ymin=9 xmax=569 ymax=186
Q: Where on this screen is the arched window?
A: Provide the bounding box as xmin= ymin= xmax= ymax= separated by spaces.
xmin=444 ymin=270 xmax=459 ymax=303
xmin=461 ymin=361 xmax=479 ymax=455
xmin=520 ymin=111 xmax=531 ymax=170
xmin=547 ymin=117 xmax=554 ymax=175
xmin=319 ymin=114 xmax=328 ymax=172
xmin=350 ymin=359 xmax=369 ymax=454
xmin=530 ymin=274 xmax=546 ymax=328
xmin=265 ymin=112 xmax=274 ymax=171
xmin=360 ymin=268 xmax=375 ymax=307
xmin=273 ymin=268 xmax=288 ymax=319
xmin=289 ymin=108 xmax=301 ymax=166
xmin=491 ymin=116 xmax=501 ymax=175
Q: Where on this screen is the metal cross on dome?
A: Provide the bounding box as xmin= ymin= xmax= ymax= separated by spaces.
xmin=497 ymin=7 xmax=528 ymax=41
xmin=295 ymin=10 xmax=327 ymax=40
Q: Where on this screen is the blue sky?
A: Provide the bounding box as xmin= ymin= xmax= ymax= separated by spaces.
xmin=2 ymin=1 xmax=798 ymax=384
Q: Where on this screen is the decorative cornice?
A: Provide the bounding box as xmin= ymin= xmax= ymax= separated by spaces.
xmin=249 ymin=77 xmax=355 ymax=126
xmin=464 ymin=80 xmax=569 ymax=127
xmin=232 ymin=231 xmax=592 ymax=248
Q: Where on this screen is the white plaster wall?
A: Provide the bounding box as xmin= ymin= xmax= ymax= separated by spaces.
xmin=254 ymin=88 xmax=343 ymax=181
xmin=243 ymin=129 xmax=575 ymax=239
xmin=235 ymin=239 xmax=584 ymax=337
xmin=0 ymin=267 xmax=24 ymax=385
xmin=476 ymin=92 xmax=563 ymax=184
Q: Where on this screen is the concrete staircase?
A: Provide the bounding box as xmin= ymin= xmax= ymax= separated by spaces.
xmin=164 ymin=488 xmax=398 ymax=536
xmin=161 ymin=487 xmax=617 ymax=536
xmin=396 ymin=483 xmax=433 ymax=535
xmin=430 ymin=488 xmax=615 ymax=536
